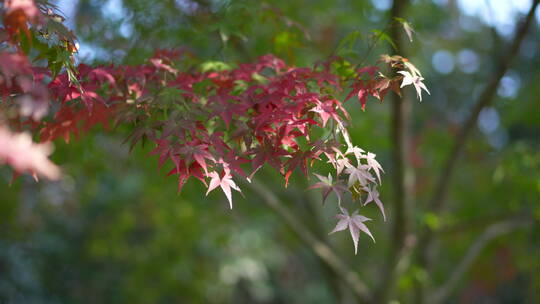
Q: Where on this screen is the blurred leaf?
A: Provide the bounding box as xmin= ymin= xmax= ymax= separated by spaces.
xmin=371 ymin=29 xmax=396 ymax=50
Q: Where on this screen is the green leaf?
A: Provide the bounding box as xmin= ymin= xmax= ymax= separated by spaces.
xmin=274 ymin=31 xmax=300 ymax=55
xmin=19 ymin=31 xmax=32 ymax=55
xmin=200 ymin=61 xmax=233 ymax=73
xmin=423 ymin=212 xmax=441 ymax=230
xmin=192 ymin=78 xmax=214 ymax=95
xmin=251 ymin=72 xmax=268 ymax=85
xmin=336 ymin=30 xmax=362 ymax=57
xmin=159 ymin=87 xmax=184 ymax=104
xmin=331 ymin=60 xmax=355 ymax=79
xmin=371 ymin=29 xmax=397 ymax=50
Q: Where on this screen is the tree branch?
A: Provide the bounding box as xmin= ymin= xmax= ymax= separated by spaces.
xmin=414 ymin=2 xmax=539 ymax=301
xmin=427 ymin=0 xmax=540 ymax=215
xmin=427 ymin=217 xmax=534 ymax=303
xmin=435 ymin=211 xmax=531 ymax=235
xmin=245 ymin=180 xmax=372 ymax=303
xmin=373 ymin=0 xmax=413 ymax=301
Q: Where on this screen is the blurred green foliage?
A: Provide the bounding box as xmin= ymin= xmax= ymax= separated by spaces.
xmin=1 ymin=0 xmax=540 ymax=303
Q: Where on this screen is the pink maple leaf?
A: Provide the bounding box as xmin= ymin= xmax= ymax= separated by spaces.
xmin=206 ymin=167 xmax=242 ymax=209
xmin=308 ymin=173 xmax=348 ymax=204
xmin=329 ymin=208 xmax=375 ymax=255
xmin=0 ymin=126 xmax=60 ymax=180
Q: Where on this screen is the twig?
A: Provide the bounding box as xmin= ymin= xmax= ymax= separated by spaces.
xmin=427 ymin=217 xmax=534 ymax=303
xmin=245 ymin=180 xmax=372 ymax=303
xmin=355 ymin=18 xmax=394 ymax=69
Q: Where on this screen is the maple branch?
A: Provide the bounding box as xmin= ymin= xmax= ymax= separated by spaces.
xmin=245 ymin=180 xmax=372 ymax=303
xmin=427 ymin=217 xmax=534 ymax=303
xmin=373 ymin=0 xmax=412 ymax=301
xmin=426 ymin=0 xmax=540 ymax=215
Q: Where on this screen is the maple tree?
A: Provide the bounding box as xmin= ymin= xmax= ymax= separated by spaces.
xmin=2 ymin=0 xmax=539 ymax=303
xmin=0 ymin=0 xmax=428 ymax=253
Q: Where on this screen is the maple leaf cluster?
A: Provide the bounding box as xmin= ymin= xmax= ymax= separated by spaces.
xmin=0 ymin=1 xmax=429 ymax=254
xmin=309 ymin=143 xmax=386 ymax=253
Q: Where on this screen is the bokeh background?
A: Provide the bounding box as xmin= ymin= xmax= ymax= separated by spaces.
xmin=1 ymin=0 xmax=540 ymax=303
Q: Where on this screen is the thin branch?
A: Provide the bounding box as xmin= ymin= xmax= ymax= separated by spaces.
xmin=427 ymin=217 xmax=534 ymax=303
xmin=435 ymin=211 xmax=531 ymax=235
xmin=355 ymin=18 xmax=394 ymax=69
xmin=245 ymin=180 xmax=372 ymax=303
xmin=427 ymin=0 xmax=540 ymax=214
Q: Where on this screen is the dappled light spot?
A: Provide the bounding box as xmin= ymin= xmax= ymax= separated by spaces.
xmin=497 ymin=71 xmax=521 ymax=99
xmin=432 ymin=50 xmax=455 ymax=75
xmin=457 ymin=49 xmax=480 ymax=74
xmin=478 ymin=107 xmax=500 ymax=134
xmin=457 ymin=0 xmax=533 ymax=36
xmin=370 ymin=0 xmax=392 ymax=11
